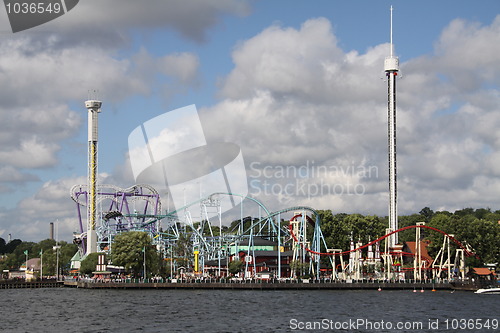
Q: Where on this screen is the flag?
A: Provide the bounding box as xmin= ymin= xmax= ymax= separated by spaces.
xmin=39 ymin=249 xmax=43 ymax=256
xmin=23 ymin=250 xmax=28 ymax=255
xmin=142 ymin=246 xmax=145 ymax=253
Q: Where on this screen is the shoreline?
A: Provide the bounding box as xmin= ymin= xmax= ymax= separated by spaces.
xmin=2 ymin=279 xmax=480 ymax=290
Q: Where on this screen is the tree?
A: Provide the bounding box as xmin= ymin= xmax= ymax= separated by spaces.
xmin=40 ymin=241 xmax=78 ymax=276
xmin=59 ymin=242 xmax=78 ymax=275
xmin=173 ymin=231 xmax=192 ymax=269
xmin=228 ymin=260 xmax=244 ymax=276
xmin=419 ymin=207 xmax=434 ymax=222
xmin=3 ymin=239 xmax=22 ymax=254
xmin=290 ymin=260 xmax=309 ymax=278
xmin=0 ymin=237 xmax=5 ymax=254
xmin=112 ymin=231 xmax=159 ymax=277
xmin=80 ymin=253 xmax=99 ymax=275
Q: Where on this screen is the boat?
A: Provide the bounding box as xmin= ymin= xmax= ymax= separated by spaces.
xmin=475 ymin=287 xmax=500 ymax=294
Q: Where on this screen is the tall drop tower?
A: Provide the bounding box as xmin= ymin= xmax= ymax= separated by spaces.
xmin=85 ymin=99 xmax=102 ymax=254
xmin=384 ymin=6 xmax=399 ymax=248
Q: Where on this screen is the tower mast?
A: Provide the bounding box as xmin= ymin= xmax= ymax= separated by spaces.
xmin=85 ymin=98 xmax=102 ymax=254
xmin=384 ymin=6 xmax=399 ymax=248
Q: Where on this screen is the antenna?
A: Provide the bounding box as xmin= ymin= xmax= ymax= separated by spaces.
xmin=390 ymin=5 xmax=393 ymax=58
xmin=88 ymin=89 xmax=100 ymax=101
xmin=384 ymin=6 xmax=399 ymax=72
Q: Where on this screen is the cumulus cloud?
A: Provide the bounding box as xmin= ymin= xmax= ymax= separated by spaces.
xmin=0 ymin=166 xmax=39 ymax=183
xmin=199 ymin=15 xmax=500 ymax=217
xmin=159 ymin=53 xmax=200 ymax=84
xmin=0 ymin=35 xmax=201 ymax=176
xmin=435 ymin=16 xmax=500 ymax=90
xmin=18 ymin=0 xmax=251 ymax=49
xmin=5 ymin=176 xmax=84 ymax=240
xmin=4 ymin=10 xmax=500 ymax=241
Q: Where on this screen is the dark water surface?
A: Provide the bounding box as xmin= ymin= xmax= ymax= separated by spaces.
xmin=1 ymin=288 xmax=498 ymax=332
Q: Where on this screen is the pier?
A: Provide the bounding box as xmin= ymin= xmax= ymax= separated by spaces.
xmin=64 ymin=280 xmax=452 ymax=290
xmin=0 ymin=280 xmax=63 ymax=289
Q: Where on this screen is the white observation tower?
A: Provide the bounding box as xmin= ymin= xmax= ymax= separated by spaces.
xmin=85 ymin=99 xmax=102 ymax=254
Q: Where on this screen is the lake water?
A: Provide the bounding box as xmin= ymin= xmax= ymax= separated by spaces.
xmin=1 ymin=288 xmax=499 ymax=332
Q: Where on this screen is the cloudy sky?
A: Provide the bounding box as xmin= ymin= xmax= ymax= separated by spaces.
xmin=0 ymin=0 xmax=499 ymax=241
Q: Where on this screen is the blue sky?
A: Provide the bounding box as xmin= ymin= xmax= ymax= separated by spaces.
xmin=0 ymin=0 xmax=500 ymax=241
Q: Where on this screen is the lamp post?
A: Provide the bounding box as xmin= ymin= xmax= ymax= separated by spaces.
xmin=170 ymin=241 xmax=173 ymax=279
xmin=40 ymin=249 xmax=43 ymax=280
xmin=51 ymin=219 xmax=61 ymax=281
xmin=53 ymin=245 xmax=61 ymax=281
xmin=24 ymin=250 xmax=28 ymax=279
xmin=142 ymin=246 xmax=146 ymax=281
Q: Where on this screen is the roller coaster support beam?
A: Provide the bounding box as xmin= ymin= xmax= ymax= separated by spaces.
xmin=415 ymin=222 xmax=425 ymax=280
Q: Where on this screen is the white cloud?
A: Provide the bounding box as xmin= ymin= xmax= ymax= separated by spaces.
xmin=0 ymin=136 xmax=59 ymax=168
xmin=6 ymin=176 xmax=84 ymax=240
xmin=159 ymin=53 xmax=200 ymax=84
xmin=435 ymin=16 xmax=500 ymax=89
xmin=200 ymin=15 xmax=500 ymax=216
xmin=39 ymin=0 xmax=251 ymax=46
xmin=0 ymin=166 xmax=39 ymax=185
xmin=0 ymin=0 xmax=248 ymax=241
xmin=4 ymin=12 xmax=500 ymax=242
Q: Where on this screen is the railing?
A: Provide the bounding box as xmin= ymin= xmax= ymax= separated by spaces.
xmin=63 ymin=276 xmax=451 ymax=285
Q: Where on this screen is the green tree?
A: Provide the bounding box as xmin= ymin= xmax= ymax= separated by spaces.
xmin=228 ymin=260 xmax=244 ymax=276
xmin=112 ymin=231 xmax=159 ymax=277
xmin=419 ymin=207 xmax=434 ymax=222
xmin=80 ymin=253 xmax=99 ymax=275
xmin=173 ymin=231 xmax=192 ymax=269
xmin=40 ymin=241 xmax=78 ymax=276
xmin=290 ymin=260 xmax=310 ymax=278
xmin=4 ymin=239 xmax=22 ymax=254
xmin=59 ymin=242 xmax=78 ymax=275
xmin=0 ymin=237 xmax=5 ymax=254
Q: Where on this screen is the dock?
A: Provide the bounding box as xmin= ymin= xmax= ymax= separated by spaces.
xmin=0 ymin=280 xmax=64 ymax=289
xmin=63 ymin=280 xmax=452 ymax=290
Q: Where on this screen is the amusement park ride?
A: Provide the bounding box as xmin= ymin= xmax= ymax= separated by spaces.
xmin=69 ymin=8 xmax=478 ymax=280
xmin=69 ymin=182 xmax=477 ymax=280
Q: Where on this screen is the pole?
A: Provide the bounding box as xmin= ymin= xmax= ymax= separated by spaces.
xmin=218 ymin=204 xmax=222 ymax=277
xmin=194 ymin=250 xmax=199 ymax=273
xmin=143 ymin=246 xmax=146 ymax=280
xmin=170 ymin=242 xmax=173 ymax=278
xmin=40 ymin=249 xmax=43 ymax=280
xmin=55 ymin=219 xmax=60 ymax=281
xmin=277 ymin=212 xmax=281 ymax=279
xmin=24 ymin=250 xmax=28 ymax=279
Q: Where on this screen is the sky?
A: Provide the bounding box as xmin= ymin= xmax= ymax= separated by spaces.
xmin=0 ymin=0 xmax=500 ymax=242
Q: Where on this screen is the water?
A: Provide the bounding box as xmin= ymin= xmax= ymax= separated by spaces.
xmin=1 ymin=288 xmax=498 ymax=332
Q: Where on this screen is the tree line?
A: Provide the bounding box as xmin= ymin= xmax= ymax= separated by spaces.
xmin=315 ymin=207 xmax=500 ymax=266
xmin=1 ymin=207 xmax=498 ymax=278
xmin=0 ymin=237 xmax=78 ymax=276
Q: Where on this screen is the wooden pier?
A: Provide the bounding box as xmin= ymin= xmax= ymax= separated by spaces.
xmin=63 ymin=280 xmax=452 ymax=290
xmin=0 ymin=280 xmax=63 ymax=289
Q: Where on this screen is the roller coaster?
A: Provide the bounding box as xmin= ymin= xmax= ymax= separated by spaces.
xmin=70 ymin=185 xmax=476 ymax=280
